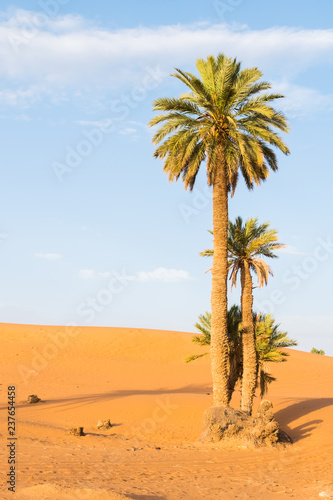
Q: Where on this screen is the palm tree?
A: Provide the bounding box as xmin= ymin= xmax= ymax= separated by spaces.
xmin=187 ymin=307 xmax=297 ymax=400
xmin=185 ymin=306 xmax=242 ymax=402
xmin=201 ymin=217 xmax=285 ymax=413
xmin=185 ymin=311 xmax=211 ymax=363
xmin=254 ymin=313 xmax=297 ymax=397
xmin=149 ymin=54 xmax=289 ymax=407
xmin=228 ymin=217 xmax=284 ymax=413
xmin=311 ymin=348 xmax=325 ymax=355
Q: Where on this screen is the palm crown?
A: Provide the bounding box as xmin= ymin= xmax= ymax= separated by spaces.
xmin=201 ymin=217 xmax=284 ymax=288
xmin=227 ymin=217 xmax=284 ymax=288
xmin=149 ymin=54 xmax=289 ymax=192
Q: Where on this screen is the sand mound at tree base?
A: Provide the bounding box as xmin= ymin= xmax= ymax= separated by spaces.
xmin=200 ymin=400 xmax=292 ymax=447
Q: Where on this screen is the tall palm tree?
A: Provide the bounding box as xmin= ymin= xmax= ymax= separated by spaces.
xmin=149 ymin=54 xmax=289 ymax=407
xmin=186 ymin=307 xmax=297 ymax=400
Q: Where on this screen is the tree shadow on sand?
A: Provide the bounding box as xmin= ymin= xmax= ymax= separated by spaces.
xmin=127 ymin=495 xmax=167 ymax=500
xmin=274 ymin=398 xmax=333 ymax=441
xmin=84 ymin=429 xmax=122 ymax=437
xmin=8 ymin=385 xmax=212 ymax=412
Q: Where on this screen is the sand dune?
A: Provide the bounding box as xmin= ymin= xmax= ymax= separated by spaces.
xmin=0 ymin=323 xmax=333 ymax=499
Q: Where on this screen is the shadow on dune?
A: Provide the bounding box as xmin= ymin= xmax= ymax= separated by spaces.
xmin=6 ymin=385 xmax=212 ymax=411
xmin=85 ymin=431 xmax=121 ymax=437
xmin=127 ymin=495 xmax=167 ymax=500
xmin=274 ymin=398 xmax=333 ymax=441
xmin=287 ymin=419 xmax=323 ymax=441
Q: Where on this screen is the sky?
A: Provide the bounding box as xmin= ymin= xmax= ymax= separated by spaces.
xmin=0 ymin=0 xmax=333 ymax=355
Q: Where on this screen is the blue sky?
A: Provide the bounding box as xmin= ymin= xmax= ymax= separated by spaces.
xmin=0 ymin=0 xmax=333 ymax=355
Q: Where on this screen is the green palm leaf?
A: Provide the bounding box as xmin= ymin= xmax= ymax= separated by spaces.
xmin=187 ymin=307 xmax=297 ymax=398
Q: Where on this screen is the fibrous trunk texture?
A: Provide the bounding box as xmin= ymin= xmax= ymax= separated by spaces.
xmin=227 ymin=345 xmax=242 ymax=404
xmin=210 ymin=153 xmax=230 ymax=407
xmin=240 ymin=262 xmax=257 ymax=414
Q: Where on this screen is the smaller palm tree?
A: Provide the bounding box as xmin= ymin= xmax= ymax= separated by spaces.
xmin=311 ymin=348 xmax=325 ymax=355
xmin=254 ymin=313 xmax=297 ymax=397
xmin=185 ymin=312 xmax=211 ymax=363
xmin=228 ymin=217 xmax=285 ymax=413
xmin=185 ymin=307 xmax=242 ymax=402
xmin=227 ymin=217 xmax=283 ymax=288
xmin=201 ymin=217 xmax=284 ymax=414
xmin=186 ymin=307 xmax=297 ymax=400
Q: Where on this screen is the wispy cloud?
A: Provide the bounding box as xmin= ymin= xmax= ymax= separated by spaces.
xmin=273 ymin=82 xmax=333 ymax=117
xmin=278 ymin=246 xmax=310 ymax=256
xmin=0 ymin=88 xmax=41 ymax=107
xmin=135 ymin=267 xmax=191 ymax=283
xmin=118 ymin=127 xmax=137 ymax=136
xmin=78 ymin=267 xmax=191 ymax=282
xmin=14 ymin=113 xmax=31 ymax=121
xmin=34 ymin=252 xmax=62 ymax=261
xmin=78 ymin=269 xmax=96 ymax=279
xmin=99 ymin=271 xmax=111 ymax=278
xmin=1 ymin=10 xmax=333 ymax=110
xmin=76 ymin=119 xmax=113 ymax=128
xmin=78 ymin=269 xmax=113 ymax=279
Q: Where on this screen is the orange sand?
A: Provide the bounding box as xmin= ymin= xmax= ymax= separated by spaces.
xmin=0 ymin=323 xmax=333 ymax=499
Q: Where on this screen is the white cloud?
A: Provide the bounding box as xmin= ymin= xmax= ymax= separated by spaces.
xmin=136 ymin=267 xmax=191 ymax=283
xmin=74 ymin=120 xmax=141 ymax=138
xmin=78 ymin=270 xmax=112 ymax=279
xmin=77 ymin=267 xmax=190 ymax=282
xmin=76 ymin=119 xmax=113 ymax=128
xmin=78 ymin=269 xmax=96 ymax=279
xmin=119 ymin=127 xmax=137 ymax=135
xmin=128 ymin=120 xmax=148 ymax=128
xmin=278 ymin=246 xmax=310 ymax=256
xmin=0 ymin=87 xmax=41 ymax=107
xmin=99 ymin=272 xmax=111 ymax=278
xmin=14 ymin=113 xmax=31 ymax=121
xmin=1 ymin=10 xmax=333 ymax=110
xmin=273 ymin=82 xmax=333 ymax=117
xmin=34 ymin=252 xmax=62 ymax=261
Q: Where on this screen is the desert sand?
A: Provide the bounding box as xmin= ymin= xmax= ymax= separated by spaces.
xmin=0 ymin=323 xmax=332 ymax=499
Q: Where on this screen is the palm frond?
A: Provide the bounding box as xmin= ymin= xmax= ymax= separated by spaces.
xmin=149 ymin=53 xmax=289 ymax=192
xmin=185 ymin=352 xmax=209 ymax=363
xmin=187 ymin=307 xmax=297 ymax=398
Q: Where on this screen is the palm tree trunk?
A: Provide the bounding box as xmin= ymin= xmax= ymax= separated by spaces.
xmin=227 ymin=352 xmax=242 ymax=404
xmin=240 ymin=262 xmax=257 ymax=414
xmin=210 ymin=153 xmax=230 ymax=407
